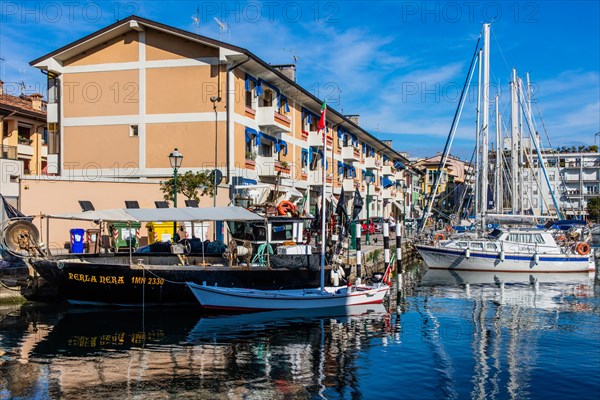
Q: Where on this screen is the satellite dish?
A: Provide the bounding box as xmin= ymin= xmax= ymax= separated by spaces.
xmin=209 ymin=169 xmax=223 ymax=186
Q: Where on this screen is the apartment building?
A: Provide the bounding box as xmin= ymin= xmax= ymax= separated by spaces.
xmin=522 ymin=151 xmax=600 ymax=217
xmin=29 ymin=16 xmax=413 ymax=220
xmin=0 ymin=81 xmax=48 ymax=207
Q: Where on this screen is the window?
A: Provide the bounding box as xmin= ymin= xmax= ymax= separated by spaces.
xmin=507 ymin=233 xmax=544 ymax=243
xmin=549 ymin=173 xmax=555 ymax=181
xmin=301 ymin=150 xmax=308 ymax=171
xmin=129 ymin=125 xmax=138 ymax=137
xmin=42 ymin=128 xmax=48 ymax=144
xmin=471 ymin=242 xmax=483 ymax=250
xmin=486 ymin=243 xmax=498 ymax=251
xmin=245 ymin=81 xmax=255 ymax=108
xmin=245 ymin=139 xmax=253 ymax=159
xmin=259 ymin=142 xmax=272 ymax=157
xmin=261 ymin=89 xmax=273 ymax=107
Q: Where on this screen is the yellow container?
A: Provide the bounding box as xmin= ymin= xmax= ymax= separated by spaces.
xmin=146 ymin=222 xmax=182 ymax=244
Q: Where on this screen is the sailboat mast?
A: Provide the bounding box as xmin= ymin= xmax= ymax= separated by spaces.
xmin=495 ymin=94 xmax=502 ymax=213
xmin=320 ymin=108 xmax=327 ymax=291
xmin=474 ymin=49 xmax=482 ymax=218
xmin=510 ymin=68 xmax=519 ymax=214
xmin=480 ymin=23 xmax=490 ymax=221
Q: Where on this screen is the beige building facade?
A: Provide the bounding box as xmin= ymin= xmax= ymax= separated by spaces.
xmin=28 ymin=16 xmax=414 ymax=226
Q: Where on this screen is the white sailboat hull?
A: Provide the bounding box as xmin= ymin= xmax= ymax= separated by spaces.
xmin=416 ymin=244 xmax=591 ymax=273
xmin=186 ymin=282 xmax=390 ymax=311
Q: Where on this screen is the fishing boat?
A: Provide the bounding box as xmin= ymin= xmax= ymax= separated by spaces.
xmin=0 ymin=206 xmax=327 ymax=306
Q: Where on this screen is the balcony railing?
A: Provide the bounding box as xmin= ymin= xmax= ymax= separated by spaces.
xmin=256 ymin=105 xmax=291 ymax=133
xmin=382 ymin=165 xmax=395 ymax=176
xmin=341 ymin=146 xmax=360 ymax=161
xmin=364 ymin=156 xmax=378 ymax=170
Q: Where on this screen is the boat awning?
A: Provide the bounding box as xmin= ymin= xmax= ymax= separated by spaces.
xmin=45 ymin=206 xmax=263 ymax=222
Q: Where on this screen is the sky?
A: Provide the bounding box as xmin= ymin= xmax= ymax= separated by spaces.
xmin=0 ymin=0 xmax=598 ymax=159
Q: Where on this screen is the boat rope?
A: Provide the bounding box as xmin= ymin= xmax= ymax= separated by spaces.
xmin=252 ymin=243 xmax=273 ymax=267
xmin=0 ymin=279 xmax=21 ymax=291
xmin=135 ymin=262 xmax=186 ymax=285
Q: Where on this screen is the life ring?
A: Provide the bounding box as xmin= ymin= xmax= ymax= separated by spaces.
xmin=277 ymin=200 xmax=295 ymax=216
xmin=434 ymin=233 xmax=445 ymax=241
xmin=575 ymin=242 xmax=590 ymax=255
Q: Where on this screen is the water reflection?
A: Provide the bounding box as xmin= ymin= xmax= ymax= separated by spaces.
xmin=1 ymin=270 xmax=599 ymax=400
xmin=1 ymin=304 xmax=392 ymax=399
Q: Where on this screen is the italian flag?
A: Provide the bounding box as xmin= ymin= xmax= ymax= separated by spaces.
xmin=317 ymin=101 xmax=327 ymax=133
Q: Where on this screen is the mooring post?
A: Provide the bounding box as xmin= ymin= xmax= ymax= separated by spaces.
xmin=383 ymin=222 xmax=390 ymax=278
xmin=356 ymin=223 xmax=362 ymax=285
xmin=396 ymin=232 xmax=402 ymax=292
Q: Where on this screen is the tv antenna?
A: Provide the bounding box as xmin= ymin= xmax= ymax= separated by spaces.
xmin=191 ymin=5 xmax=200 ymax=34
xmin=283 ymin=48 xmax=299 ymax=64
xmin=214 ymin=17 xmax=230 ymax=42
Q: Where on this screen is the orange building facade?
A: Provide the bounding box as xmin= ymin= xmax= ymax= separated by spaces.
xmin=29 ymin=16 xmax=412 ymax=219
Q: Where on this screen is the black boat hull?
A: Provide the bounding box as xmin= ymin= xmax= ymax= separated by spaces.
xmin=30 ymin=254 xmax=326 ymax=306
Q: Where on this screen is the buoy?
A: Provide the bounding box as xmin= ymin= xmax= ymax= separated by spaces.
xmin=465 ymin=248 xmax=471 ymax=259
xmin=434 ymin=233 xmax=445 ymax=241
xmin=533 ymin=253 xmax=539 ymax=265
xmin=331 ymin=269 xmax=340 ymax=286
xmin=277 ymin=200 xmax=295 ymax=216
xmin=499 ymin=250 xmax=505 ymax=261
xmin=576 ymin=242 xmax=590 ymax=255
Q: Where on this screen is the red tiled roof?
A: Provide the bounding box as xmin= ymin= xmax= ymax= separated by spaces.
xmin=0 ymin=93 xmax=46 ymax=117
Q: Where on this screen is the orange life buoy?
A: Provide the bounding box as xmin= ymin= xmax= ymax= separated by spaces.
xmin=434 ymin=233 xmax=445 ymax=241
xmin=576 ymin=242 xmax=590 ymax=255
xmin=277 ymin=200 xmax=295 ymax=216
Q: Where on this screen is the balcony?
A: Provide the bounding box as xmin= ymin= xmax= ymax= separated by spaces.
xmin=382 ymin=165 xmax=395 ymax=176
xmin=256 ymin=106 xmax=291 ymax=133
xmin=364 ymin=156 xmax=379 ymax=170
xmin=342 ymin=178 xmax=355 ymax=192
xmin=307 ymin=131 xmax=324 ymax=147
xmin=394 ymin=171 xmax=404 ymax=180
xmin=341 ymin=146 xmax=360 ymax=162
xmin=308 ymin=169 xmax=333 ymax=186
xmin=17 ymin=143 xmax=34 ymax=158
xmin=382 ymin=188 xmax=394 ymax=199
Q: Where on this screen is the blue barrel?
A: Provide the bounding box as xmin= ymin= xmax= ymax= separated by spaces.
xmin=70 ymin=228 xmax=85 ymax=253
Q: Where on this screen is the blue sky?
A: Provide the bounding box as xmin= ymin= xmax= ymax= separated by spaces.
xmin=1 ymin=1 xmax=598 ymax=159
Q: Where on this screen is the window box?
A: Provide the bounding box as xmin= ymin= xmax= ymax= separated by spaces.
xmin=245 ymin=159 xmax=256 ymax=170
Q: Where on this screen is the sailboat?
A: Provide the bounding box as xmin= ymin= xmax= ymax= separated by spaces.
xmin=187 ymin=102 xmax=390 ymax=311
xmin=415 ymin=24 xmax=593 ymax=273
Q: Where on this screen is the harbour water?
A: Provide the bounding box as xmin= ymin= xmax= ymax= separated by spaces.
xmin=1 ymin=268 xmax=599 ymax=399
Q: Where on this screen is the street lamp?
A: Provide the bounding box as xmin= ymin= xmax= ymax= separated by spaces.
xmin=169 ymin=148 xmax=183 ymax=240
xmin=364 ymin=170 xmax=375 ymax=245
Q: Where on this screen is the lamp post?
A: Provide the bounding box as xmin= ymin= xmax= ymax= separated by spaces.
xmin=169 ymin=148 xmax=183 ymax=241
xmin=365 ymin=170 xmax=374 ymax=245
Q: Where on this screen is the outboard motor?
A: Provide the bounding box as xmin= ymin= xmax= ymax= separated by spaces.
xmin=372 ymin=272 xmax=384 ymax=283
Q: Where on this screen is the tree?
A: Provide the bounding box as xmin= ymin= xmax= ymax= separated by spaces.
xmin=160 ymin=171 xmax=215 ymax=202
xmin=589 ymin=145 xmax=598 ymax=153
xmin=588 ymin=197 xmax=600 ymax=223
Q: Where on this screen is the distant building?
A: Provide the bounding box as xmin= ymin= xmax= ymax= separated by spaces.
xmin=523 ymin=151 xmax=600 ymax=218
xmin=0 ymin=80 xmax=48 ymax=207
xmin=411 ymin=153 xmax=473 ymax=216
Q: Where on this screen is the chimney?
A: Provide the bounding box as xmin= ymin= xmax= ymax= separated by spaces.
xmin=0 ymin=80 xmax=3 ymax=95
xmin=345 ymin=114 xmax=359 ymax=125
xmin=272 ymin=64 xmax=296 ymax=81
xmin=30 ymin=93 xmax=43 ymax=111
